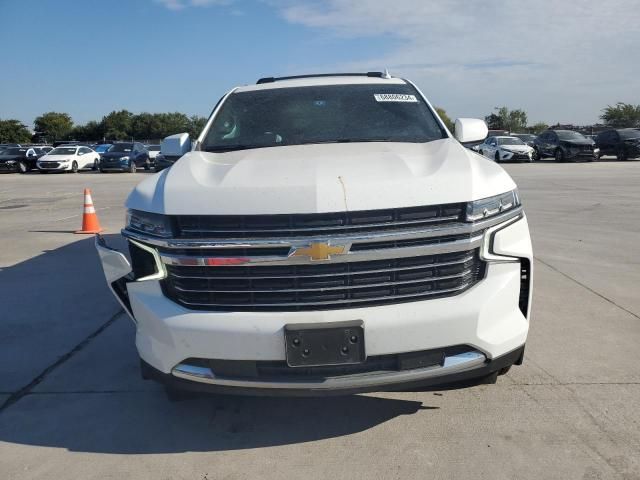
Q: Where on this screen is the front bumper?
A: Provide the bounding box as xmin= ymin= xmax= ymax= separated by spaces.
xmin=0 ymin=162 xmax=19 ymax=172
xmin=95 ymin=214 xmax=533 ymax=395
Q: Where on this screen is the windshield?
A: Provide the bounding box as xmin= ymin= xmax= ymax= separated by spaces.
xmin=514 ymin=134 xmax=535 ymax=141
xmin=50 ymin=147 xmax=78 ymax=155
xmin=556 ymin=131 xmax=587 ymax=141
xmin=108 ymin=143 xmax=133 ymax=153
xmin=148 ymin=145 xmax=160 ymax=151
xmin=202 ymin=84 xmax=447 ymax=152
xmin=498 ymin=137 xmax=525 ymax=146
xmin=619 ymin=129 xmax=640 ymax=140
xmin=2 ymin=148 xmax=25 ymax=155
xmin=95 ymin=145 xmax=111 ymax=152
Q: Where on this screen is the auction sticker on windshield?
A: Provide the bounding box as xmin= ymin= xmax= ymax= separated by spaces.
xmin=374 ymin=94 xmax=418 ymax=103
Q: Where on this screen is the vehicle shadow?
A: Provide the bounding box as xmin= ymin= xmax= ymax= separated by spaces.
xmin=0 ymin=234 xmax=432 ymax=454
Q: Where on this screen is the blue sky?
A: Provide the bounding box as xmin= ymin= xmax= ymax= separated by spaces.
xmin=1 ymin=0 xmax=639 ymax=128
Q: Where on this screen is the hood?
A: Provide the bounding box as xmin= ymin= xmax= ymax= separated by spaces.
xmin=40 ymin=154 xmax=73 ymax=160
xmin=126 ymin=139 xmax=517 ymax=215
xmin=501 ymin=144 xmax=533 ymax=153
xmin=0 ymin=153 xmax=23 ymax=161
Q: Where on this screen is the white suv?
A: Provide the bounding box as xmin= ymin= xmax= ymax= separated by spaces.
xmin=96 ymin=72 xmax=532 ymax=397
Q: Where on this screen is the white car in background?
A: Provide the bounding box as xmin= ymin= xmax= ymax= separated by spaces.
xmin=478 ymin=136 xmax=535 ymax=162
xmin=146 ymin=144 xmax=161 ymax=161
xmin=37 ymin=145 xmax=100 ymax=173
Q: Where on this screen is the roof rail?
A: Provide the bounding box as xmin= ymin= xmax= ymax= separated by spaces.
xmin=256 ymin=71 xmax=392 ymax=85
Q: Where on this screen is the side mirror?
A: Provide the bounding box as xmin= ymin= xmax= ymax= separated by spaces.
xmin=160 ymin=133 xmax=191 ymax=157
xmin=454 ymin=118 xmax=488 ymax=144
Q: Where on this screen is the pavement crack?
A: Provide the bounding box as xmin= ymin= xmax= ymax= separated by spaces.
xmin=535 ymin=257 xmax=640 ymax=320
xmin=0 ymin=308 xmax=123 ymax=413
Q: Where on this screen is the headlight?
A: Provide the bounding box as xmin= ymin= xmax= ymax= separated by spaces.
xmin=466 ymin=190 xmax=521 ymax=222
xmin=120 ymin=156 xmax=130 ymax=162
xmin=126 ymin=209 xmax=173 ymax=237
xmin=60 ymin=159 xmax=70 ymax=163
xmin=6 ymin=160 xmax=16 ymax=164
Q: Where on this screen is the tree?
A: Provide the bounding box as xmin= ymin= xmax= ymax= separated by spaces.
xmin=600 ymin=103 xmax=640 ymax=128
xmin=188 ymin=115 xmax=208 ymax=138
xmin=33 ymin=112 xmax=73 ymax=141
xmin=530 ymin=122 xmax=549 ymax=134
xmin=102 ymin=110 xmax=134 ymax=140
xmin=492 ymin=107 xmax=528 ymax=133
xmin=70 ymin=121 xmax=104 ymax=142
xmin=484 ymin=113 xmax=503 ymax=130
xmin=434 ymin=107 xmax=454 ymax=132
xmin=0 ymin=119 xmax=32 ymax=143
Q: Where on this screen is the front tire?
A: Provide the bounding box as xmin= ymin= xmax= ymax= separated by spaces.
xmin=18 ymin=161 xmax=29 ymax=173
xmin=71 ymin=161 xmax=78 ymax=173
xmin=129 ymin=161 xmax=137 ymax=173
xmin=617 ymin=148 xmax=627 ymax=161
xmin=554 ymin=148 xmax=565 ymax=163
xmin=494 ymin=151 xmax=500 ymax=162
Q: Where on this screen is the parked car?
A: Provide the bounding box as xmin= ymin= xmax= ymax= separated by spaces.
xmin=99 ymin=142 xmax=150 ymax=172
xmin=37 ymin=145 xmax=100 ymax=173
xmin=511 ymin=133 xmax=537 ymax=147
xmin=533 ymin=130 xmax=599 ymax=162
xmin=96 ymin=72 xmax=532 ymax=399
xmin=595 ymin=128 xmax=640 ymax=161
xmin=33 ymin=146 xmax=53 ymax=154
xmin=146 ymin=144 xmax=161 ymax=166
xmin=477 ymin=136 xmax=534 ymax=162
xmin=0 ymin=146 xmax=41 ymax=173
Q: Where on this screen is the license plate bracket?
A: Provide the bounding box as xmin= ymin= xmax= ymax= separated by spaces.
xmin=284 ymin=321 xmax=365 ymax=367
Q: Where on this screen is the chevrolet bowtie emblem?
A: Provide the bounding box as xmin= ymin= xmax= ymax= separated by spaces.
xmin=291 ymin=242 xmax=347 ymax=261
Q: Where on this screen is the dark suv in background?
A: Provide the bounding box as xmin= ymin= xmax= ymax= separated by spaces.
xmin=595 ymin=128 xmax=640 ymax=161
xmin=99 ymin=142 xmax=150 ymax=173
xmin=533 ymin=130 xmax=599 ymax=162
xmin=0 ymin=147 xmax=44 ymax=173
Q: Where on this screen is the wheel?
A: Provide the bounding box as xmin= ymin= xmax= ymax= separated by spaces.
xmin=71 ymin=161 xmax=78 ymax=173
xmin=533 ymin=148 xmax=542 ymax=161
xmin=93 ymin=159 xmax=99 ymax=171
xmin=144 ymin=159 xmax=150 ymax=170
xmin=99 ymin=168 xmax=106 ymax=173
xmin=18 ymin=161 xmax=29 ymax=173
xmin=617 ymin=148 xmax=627 ymax=161
xmin=129 ymin=161 xmax=137 ymax=173
xmin=494 ymin=151 xmax=500 ymax=162
xmin=554 ymin=148 xmax=565 ymax=163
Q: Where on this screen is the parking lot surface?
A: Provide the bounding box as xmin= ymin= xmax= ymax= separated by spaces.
xmin=1 ymin=162 xmax=639 ymax=479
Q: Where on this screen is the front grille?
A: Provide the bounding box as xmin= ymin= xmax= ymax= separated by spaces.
xmin=39 ymin=162 xmax=60 ymax=168
xmin=162 ymin=249 xmax=485 ymax=311
xmin=171 ymin=203 xmax=465 ymax=238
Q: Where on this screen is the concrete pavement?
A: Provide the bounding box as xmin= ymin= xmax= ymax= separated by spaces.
xmin=0 ymin=162 xmax=639 ymax=479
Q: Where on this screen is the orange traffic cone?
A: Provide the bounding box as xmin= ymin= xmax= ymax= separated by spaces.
xmin=75 ymin=188 xmax=104 ymax=234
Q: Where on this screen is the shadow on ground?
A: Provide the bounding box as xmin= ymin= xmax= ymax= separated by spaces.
xmin=0 ymin=233 xmax=430 ymax=453
xmin=0 ymin=391 xmax=430 ymax=453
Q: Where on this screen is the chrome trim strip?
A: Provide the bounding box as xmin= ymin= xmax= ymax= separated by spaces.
xmin=172 ymin=271 xmax=472 ymax=294
xmin=480 ymin=213 xmax=523 ymax=263
xmin=121 ymin=207 xmax=522 ymax=249
xmin=167 ymin=254 xmax=475 ymax=280
xmin=159 ymin=234 xmax=483 ymax=266
xmin=129 ymin=239 xmax=167 ymax=281
xmin=175 ymin=281 xmax=474 ymax=308
xmin=171 ymin=351 xmax=486 ymax=390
